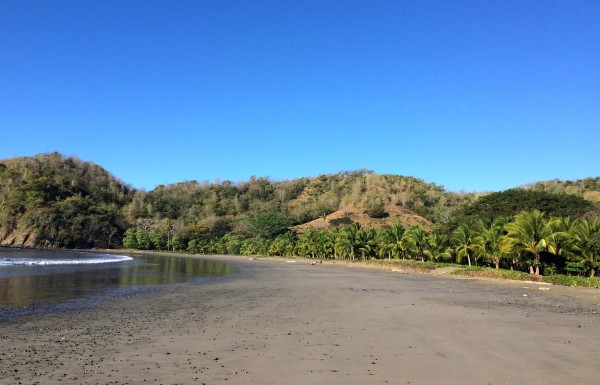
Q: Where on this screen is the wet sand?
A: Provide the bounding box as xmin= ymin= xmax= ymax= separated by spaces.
xmin=1 ymin=255 xmax=599 ymax=385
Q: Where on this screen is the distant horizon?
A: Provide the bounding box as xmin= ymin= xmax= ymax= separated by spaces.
xmin=2 ymin=1 xmax=598 ymax=193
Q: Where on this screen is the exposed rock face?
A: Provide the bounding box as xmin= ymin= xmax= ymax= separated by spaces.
xmin=0 ymin=225 xmax=40 ymax=248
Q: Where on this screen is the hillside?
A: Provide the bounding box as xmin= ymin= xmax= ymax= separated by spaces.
xmin=126 ymin=171 xmax=477 ymax=237
xmin=454 ymin=188 xmax=597 ymax=228
xmin=522 ymin=178 xmax=600 ymax=202
xmin=293 ymin=202 xmax=433 ymax=233
xmin=1 ymin=153 xmax=599 ymax=249
xmin=0 ymin=153 xmax=133 ymax=248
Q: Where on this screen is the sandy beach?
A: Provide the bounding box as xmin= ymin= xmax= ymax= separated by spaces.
xmin=1 ymin=255 xmax=599 ymax=385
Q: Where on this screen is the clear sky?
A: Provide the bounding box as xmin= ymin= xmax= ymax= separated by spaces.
xmin=1 ymin=0 xmax=598 ymax=192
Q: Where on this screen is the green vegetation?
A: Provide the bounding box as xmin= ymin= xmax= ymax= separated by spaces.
xmin=361 ymin=258 xmax=446 ymax=272
xmin=452 ymin=266 xmax=531 ymax=281
xmin=0 ymin=153 xmax=132 ymax=248
xmin=455 ymin=188 xmax=593 ymax=227
xmin=451 ymin=265 xmax=599 ymax=288
xmin=542 ymin=274 xmax=600 ymax=288
xmin=452 ymin=266 xmax=600 ymax=288
xmin=123 ymin=212 xmax=600 ymax=279
xmin=525 ymin=177 xmax=600 ymax=202
xmin=1 ymin=153 xmax=599 ymax=283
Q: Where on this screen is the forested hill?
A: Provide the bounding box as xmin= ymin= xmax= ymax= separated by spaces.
xmin=0 ymin=153 xmax=598 ymax=249
xmin=522 ymin=178 xmax=600 ymax=202
xmin=0 ymin=153 xmax=132 ymax=248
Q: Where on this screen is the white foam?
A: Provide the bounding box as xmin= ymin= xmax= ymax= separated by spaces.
xmin=0 ymin=254 xmax=133 ymax=266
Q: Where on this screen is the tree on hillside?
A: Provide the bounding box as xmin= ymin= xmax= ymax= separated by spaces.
xmin=247 ymin=212 xmax=291 ymax=239
xmin=364 ymin=196 xmax=387 ymax=218
xmin=459 ymin=189 xmax=592 ymax=225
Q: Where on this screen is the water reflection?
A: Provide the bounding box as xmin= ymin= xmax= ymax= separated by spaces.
xmin=0 ymin=252 xmax=234 ymax=307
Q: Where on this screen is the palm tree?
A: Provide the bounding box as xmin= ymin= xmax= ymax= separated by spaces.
xmin=356 ymin=228 xmax=376 ymax=260
xmin=375 ymin=227 xmax=394 ymax=259
xmin=477 ymin=218 xmax=506 ymax=269
xmin=334 ymin=231 xmax=352 ymax=260
xmin=390 ymin=222 xmax=405 ymax=259
xmin=268 ymin=232 xmax=296 ymax=256
xmin=343 ymin=223 xmax=362 ymax=260
xmin=547 ymin=217 xmax=576 ymax=260
xmin=424 ymin=233 xmax=449 ymax=262
xmin=390 ymin=222 xmax=405 ymax=240
xmin=321 ymin=230 xmax=336 ymax=259
xmin=402 ymin=226 xmax=429 ymax=262
xmin=452 ymin=223 xmax=478 ymax=267
xmin=572 ymin=218 xmax=600 ymax=277
xmin=301 ymin=229 xmax=321 ymax=258
xmin=294 ymin=234 xmax=311 ymax=258
xmin=503 ymin=210 xmax=556 ymax=275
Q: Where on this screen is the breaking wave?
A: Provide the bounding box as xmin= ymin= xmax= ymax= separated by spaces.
xmin=0 ymin=254 xmax=133 ymax=266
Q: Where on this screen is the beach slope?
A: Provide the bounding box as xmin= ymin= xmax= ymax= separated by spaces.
xmin=1 ymin=256 xmax=599 ymax=384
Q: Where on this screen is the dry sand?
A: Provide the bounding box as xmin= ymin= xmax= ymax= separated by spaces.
xmin=1 ymin=255 xmax=599 ymax=385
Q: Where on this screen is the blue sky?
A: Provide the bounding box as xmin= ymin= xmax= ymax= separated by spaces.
xmin=1 ymin=0 xmax=598 ymax=192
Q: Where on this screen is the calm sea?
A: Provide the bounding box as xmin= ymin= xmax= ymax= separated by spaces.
xmin=0 ymin=248 xmax=234 ymax=320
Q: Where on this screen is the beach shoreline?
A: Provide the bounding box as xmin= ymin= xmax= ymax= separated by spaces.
xmin=1 ymin=254 xmax=599 ymax=384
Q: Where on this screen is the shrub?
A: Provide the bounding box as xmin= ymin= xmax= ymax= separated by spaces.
xmin=329 ymin=216 xmax=354 ymax=227
xmin=543 ymin=275 xmax=600 ymax=288
xmin=364 ymin=197 xmax=387 ymax=218
xmin=452 ymin=267 xmax=530 ymax=281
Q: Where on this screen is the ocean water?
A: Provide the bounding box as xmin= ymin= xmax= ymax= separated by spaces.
xmin=0 ymin=248 xmax=234 ymax=315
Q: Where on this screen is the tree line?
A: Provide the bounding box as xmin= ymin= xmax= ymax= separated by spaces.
xmin=122 ymin=209 xmax=600 ymax=277
xmin=1 ymin=153 xmax=599 ymax=279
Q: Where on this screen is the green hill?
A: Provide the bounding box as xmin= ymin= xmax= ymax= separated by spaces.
xmin=124 ymin=170 xmax=477 ymax=238
xmin=1 ymin=153 xmax=598 ymax=249
xmin=455 ymin=188 xmax=596 ymax=227
xmin=522 ymin=178 xmax=600 ymax=202
xmin=0 ymin=153 xmax=132 ymax=248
